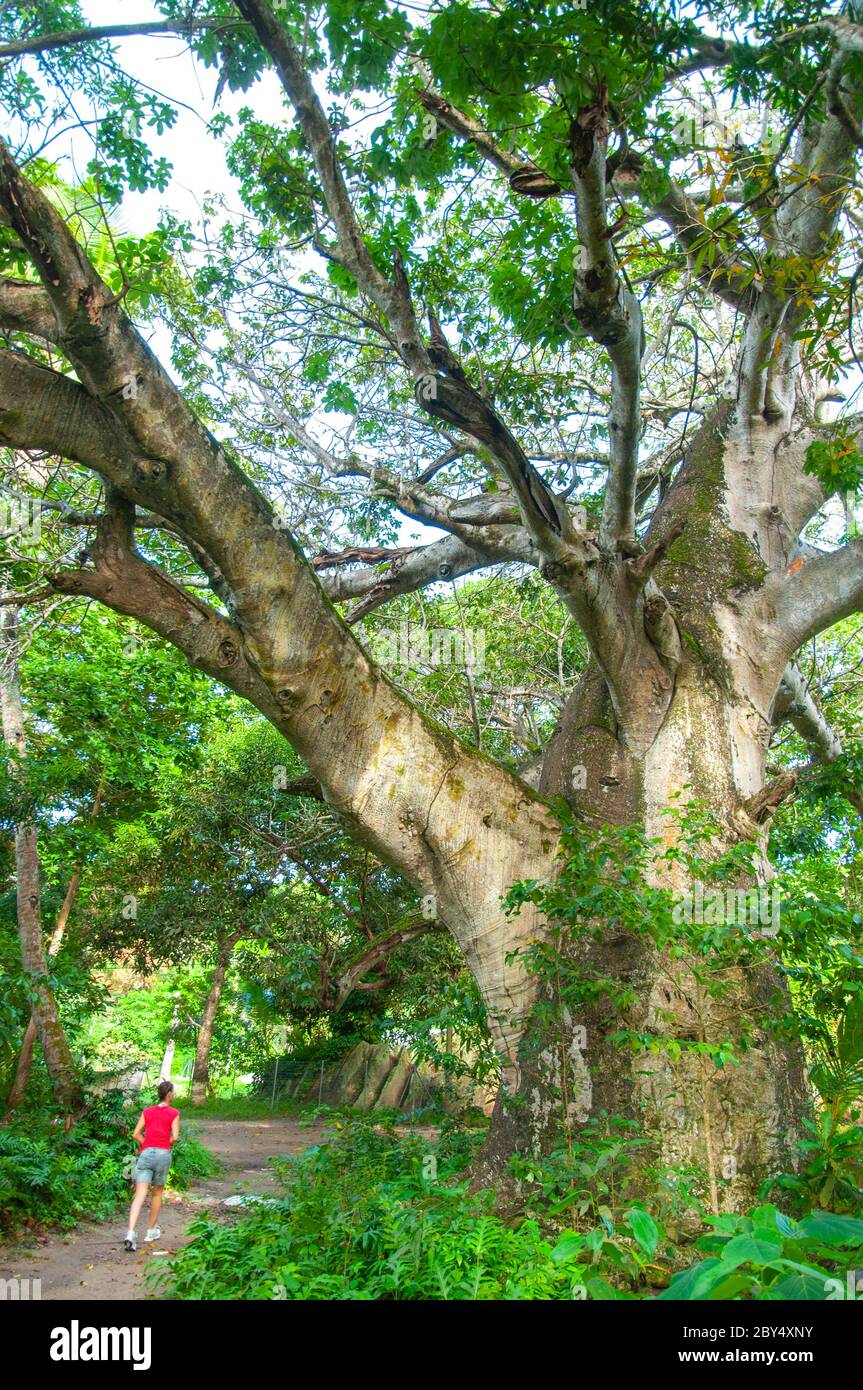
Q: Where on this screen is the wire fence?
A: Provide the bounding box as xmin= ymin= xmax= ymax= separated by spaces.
xmin=92 ymin=1047 xmax=445 ymax=1114
xmin=263 ymin=1051 xmax=440 ymax=1113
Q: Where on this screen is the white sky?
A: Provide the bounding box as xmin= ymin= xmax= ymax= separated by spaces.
xmin=48 ymin=6 xmax=441 ymax=550
xmin=79 ymin=1 xmax=286 ymax=232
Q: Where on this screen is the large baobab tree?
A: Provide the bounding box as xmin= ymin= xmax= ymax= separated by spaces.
xmin=1 ymin=0 xmax=863 ymax=1205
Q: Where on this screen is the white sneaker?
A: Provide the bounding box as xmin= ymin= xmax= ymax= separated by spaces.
xmin=124 ymin=1231 xmax=137 ymax=1252
xmin=144 ymin=1226 xmax=161 ymax=1243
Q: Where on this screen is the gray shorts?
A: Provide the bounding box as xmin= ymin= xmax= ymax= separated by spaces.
xmin=135 ymin=1147 xmax=171 ymax=1185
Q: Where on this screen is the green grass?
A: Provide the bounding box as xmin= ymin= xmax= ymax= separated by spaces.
xmin=175 ymin=1094 xmax=472 ymax=1126
xmin=175 ymin=1096 xmax=307 ymax=1121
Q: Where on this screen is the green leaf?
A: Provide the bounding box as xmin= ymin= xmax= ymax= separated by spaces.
xmin=766 ymin=1268 xmax=834 ymax=1300
xmin=657 ymin=1258 xmax=723 ymax=1301
xmin=798 ymin=1211 xmax=863 ymax=1246
xmin=719 ymin=1234 xmax=783 ymax=1268
xmin=625 ymin=1207 xmax=659 ymax=1257
xmin=838 ymin=995 xmax=863 ymax=1068
xmin=585 ymin=1275 xmax=622 ymax=1300
xmin=550 ymin=1231 xmax=587 ymax=1265
xmin=776 ymin=1211 xmax=804 ymax=1240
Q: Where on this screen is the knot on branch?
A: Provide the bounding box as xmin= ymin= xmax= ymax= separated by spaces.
xmin=216 ymin=637 xmax=239 ymax=667
xmin=508 ymin=165 xmax=561 ymax=199
xmin=642 ymin=592 xmax=682 ymax=674
xmin=569 ymin=85 xmax=610 ymax=173
xmin=276 ymin=685 xmax=305 ymax=712
xmin=133 ymin=458 xmax=167 ymax=485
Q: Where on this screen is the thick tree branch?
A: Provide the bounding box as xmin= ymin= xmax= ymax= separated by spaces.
xmin=772 ymin=662 xmax=843 ymax=762
xmin=569 ymin=97 xmax=643 ymax=546
xmin=673 ymin=33 xmax=756 ymax=77
xmin=234 ymin=357 xmax=550 ymax=550
xmin=329 ymin=917 xmax=440 ymax=1010
xmin=280 ymin=772 xmax=325 ymax=803
xmin=47 ymin=492 xmax=285 ymax=722
xmin=416 ymin=88 xmax=560 ymax=197
xmin=772 ymin=661 xmax=863 ymax=820
xmin=0 ymin=144 xmax=559 ymax=1077
xmin=0 ymin=277 xmax=58 ymax=341
xmin=0 ymin=19 xmax=238 ymax=61
xmin=760 ymin=540 xmax=863 ymax=658
xmin=319 ymin=531 xmax=536 ymax=621
xmin=0 ymin=348 xmax=132 ymax=468
xmin=648 ymin=180 xmax=760 ymax=314
xmin=733 ymin=45 xmax=863 ymax=422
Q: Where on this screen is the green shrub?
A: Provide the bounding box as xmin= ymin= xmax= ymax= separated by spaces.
xmin=509 ymin=1112 xmax=706 ymax=1236
xmin=0 ymin=1091 xmax=218 ymax=1233
xmin=762 ymin=1113 xmax=863 ymax=1215
xmin=0 ymin=1093 xmax=131 ymax=1232
xmin=147 ymin=1117 xmax=587 ymax=1300
xmin=167 ymin=1131 xmax=221 ymax=1190
xmin=148 ymin=1111 xmax=863 ymax=1302
xmin=658 ymin=1204 xmax=863 ymax=1300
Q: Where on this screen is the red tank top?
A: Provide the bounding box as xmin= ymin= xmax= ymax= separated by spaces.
xmin=141 ymin=1104 xmax=179 ymax=1150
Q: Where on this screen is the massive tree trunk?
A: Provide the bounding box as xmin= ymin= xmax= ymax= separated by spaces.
xmin=190 ymin=936 xmax=234 ymax=1106
xmin=473 ymin=406 xmax=823 ymax=1207
xmin=0 ymin=610 xmax=83 ymax=1115
xmin=476 ymin=666 xmax=809 ymax=1210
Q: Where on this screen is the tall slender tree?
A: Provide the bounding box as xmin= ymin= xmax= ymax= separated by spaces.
xmin=0 ymin=609 xmax=82 ymax=1112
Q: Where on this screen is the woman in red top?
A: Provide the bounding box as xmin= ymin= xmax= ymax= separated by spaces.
xmin=124 ymin=1080 xmax=180 ymax=1252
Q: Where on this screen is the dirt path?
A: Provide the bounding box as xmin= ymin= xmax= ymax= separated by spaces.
xmin=0 ymin=1116 xmax=328 ymax=1301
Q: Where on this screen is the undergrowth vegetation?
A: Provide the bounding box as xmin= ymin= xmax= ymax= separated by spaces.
xmin=0 ymin=1091 xmax=219 ymax=1235
xmin=146 ymin=1111 xmax=863 ymax=1301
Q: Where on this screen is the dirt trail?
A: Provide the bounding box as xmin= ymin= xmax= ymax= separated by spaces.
xmin=0 ymin=1116 xmax=328 ymax=1301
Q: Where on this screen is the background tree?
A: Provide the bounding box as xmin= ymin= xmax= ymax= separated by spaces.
xmin=0 ymin=601 xmax=228 ymax=1107
xmin=97 ymin=718 xmax=446 ymax=1098
xmin=0 ymin=607 xmax=82 ymax=1112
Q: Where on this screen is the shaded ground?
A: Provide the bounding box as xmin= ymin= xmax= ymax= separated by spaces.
xmin=0 ymin=1116 xmax=329 ymax=1301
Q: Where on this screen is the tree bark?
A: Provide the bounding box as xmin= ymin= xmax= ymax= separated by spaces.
xmin=4 ymin=778 xmax=102 ymax=1113
xmin=4 ymin=1018 xmax=37 ymax=1116
xmin=472 ymin=412 xmax=813 ymax=1210
xmin=4 ymin=869 xmax=81 ymax=1113
xmin=477 ymin=674 xmax=807 ymax=1211
xmin=0 ymin=610 xmax=83 ymax=1114
xmin=190 ymin=937 xmax=234 ymax=1106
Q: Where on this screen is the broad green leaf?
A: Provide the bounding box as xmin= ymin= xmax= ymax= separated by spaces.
xmin=625 ymin=1207 xmax=660 ymax=1257
xmin=798 ymin=1212 xmax=863 ymax=1247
